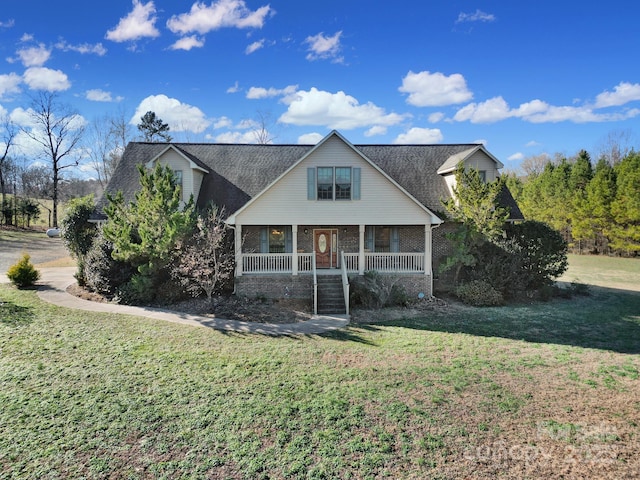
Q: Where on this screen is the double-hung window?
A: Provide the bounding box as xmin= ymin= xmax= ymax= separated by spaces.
xmin=312 ymin=166 xmax=356 ymax=201
xmin=335 ymin=167 xmax=351 ymax=200
xmin=317 ymin=167 xmax=334 ymax=200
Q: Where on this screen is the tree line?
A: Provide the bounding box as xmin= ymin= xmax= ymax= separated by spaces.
xmin=505 ymin=148 xmax=640 ymax=256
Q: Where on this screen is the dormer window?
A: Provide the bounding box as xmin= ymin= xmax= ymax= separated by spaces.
xmin=173 ymin=170 xmax=183 ymax=200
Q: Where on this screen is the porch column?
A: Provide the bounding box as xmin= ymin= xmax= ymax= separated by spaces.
xmin=424 ymin=224 xmax=431 ymax=277
xmin=358 ymin=224 xmax=365 ymax=275
xmin=425 ymin=224 xmax=434 ymax=295
xmin=292 ymin=224 xmax=298 ymax=275
xmin=235 ymin=224 xmax=243 ymax=277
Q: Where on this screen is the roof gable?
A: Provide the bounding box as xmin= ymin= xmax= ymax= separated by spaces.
xmin=226 ymin=131 xmax=443 ymax=225
xmin=145 ymin=144 xmax=210 ymax=173
xmin=437 ymin=145 xmax=504 ymax=175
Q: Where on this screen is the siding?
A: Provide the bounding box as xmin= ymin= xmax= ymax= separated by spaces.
xmin=235 ymin=136 xmax=435 ymax=225
xmin=154 ymin=149 xmax=200 ymax=206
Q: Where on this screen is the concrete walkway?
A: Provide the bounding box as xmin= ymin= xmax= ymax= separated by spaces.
xmin=24 ymin=267 xmax=350 ymax=336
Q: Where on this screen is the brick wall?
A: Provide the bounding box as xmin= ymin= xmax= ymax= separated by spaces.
xmin=235 ymin=274 xmax=313 ymax=300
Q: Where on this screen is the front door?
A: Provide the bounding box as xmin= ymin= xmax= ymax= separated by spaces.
xmin=314 ymin=229 xmax=338 ymax=268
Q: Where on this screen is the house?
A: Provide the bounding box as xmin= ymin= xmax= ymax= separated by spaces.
xmin=97 ymin=130 xmax=522 ymax=313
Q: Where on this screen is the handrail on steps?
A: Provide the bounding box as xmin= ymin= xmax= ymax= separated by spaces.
xmin=312 ymin=251 xmax=317 ymax=315
xmin=340 ymin=251 xmax=350 ymax=316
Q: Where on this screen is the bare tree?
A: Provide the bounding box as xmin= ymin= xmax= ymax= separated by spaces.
xmin=22 ymin=92 xmax=85 ymax=227
xmin=252 ymin=110 xmax=276 ymax=144
xmin=520 ymin=153 xmax=552 ymax=177
xmin=0 ymin=115 xmax=17 ymax=209
xmin=596 ymin=129 xmax=635 ymax=165
xmin=87 ymin=110 xmax=132 ymax=188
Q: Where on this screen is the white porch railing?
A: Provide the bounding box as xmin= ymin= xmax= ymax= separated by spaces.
xmin=241 ymin=252 xmax=425 ymax=274
xmin=340 ymin=251 xmax=350 ymax=316
xmin=242 ymin=253 xmax=314 ymax=274
xmin=365 ymin=253 xmax=424 ymax=272
xmin=242 ymin=253 xmax=292 ymax=273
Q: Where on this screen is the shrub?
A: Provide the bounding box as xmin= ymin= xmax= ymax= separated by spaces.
xmin=455 ymin=280 xmax=504 ymax=306
xmin=7 ymin=253 xmax=40 ymax=288
xmin=350 ymin=271 xmax=410 ymax=308
xmin=60 ymin=195 xmax=98 ymax=285
xmin=83 ymin=232 xmax=135 ymax=296
xmin=503 ymin=220 xmax=568 ymax=290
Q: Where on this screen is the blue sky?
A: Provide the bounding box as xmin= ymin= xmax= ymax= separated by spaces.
xmin=1 ymin=0 xmax=639 ymax=177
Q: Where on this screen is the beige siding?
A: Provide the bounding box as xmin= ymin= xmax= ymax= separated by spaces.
xmin=445 ymin=150 xmax=501 ymax=196
xmin=235 ymin=135 xmax=435 ymax=225
xmin=153 ymin=149 xmax=200 ymax=205
xmin=465 ymin=151 xmax=499 ymax=181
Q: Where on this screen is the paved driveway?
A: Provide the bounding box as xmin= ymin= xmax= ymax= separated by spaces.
xmin=0 ymin=230 xmax=68 ymax=273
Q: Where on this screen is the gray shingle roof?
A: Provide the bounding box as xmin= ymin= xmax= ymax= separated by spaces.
xmin=96 ymin=140 xmax=523 ymax=221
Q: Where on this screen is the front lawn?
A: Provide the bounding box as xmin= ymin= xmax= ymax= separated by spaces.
xmin=1 ymin=281 xmax=639 ymax=479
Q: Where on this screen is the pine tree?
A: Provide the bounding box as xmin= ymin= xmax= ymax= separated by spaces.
xmin=103 ymin=163 xmax=195 ymax=301
xmin=137 ymin=111 xmax=172 ymax=142
xmin=610 ymin=151 xmax=640 ymax=253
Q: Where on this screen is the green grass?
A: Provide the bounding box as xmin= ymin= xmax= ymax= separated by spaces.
xmin=1 ymin=280 xmax=639 ymax=478
xmin=559 ymin=253 xmax=640 ymax=292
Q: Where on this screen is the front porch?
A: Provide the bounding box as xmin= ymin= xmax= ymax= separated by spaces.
xmin=233 ymin=224 xmax=436 ymax=308
xmin=240 ymin=251 xmax=426 ymax=275
xmin=235 ymin=224 xmax=434 ymax=277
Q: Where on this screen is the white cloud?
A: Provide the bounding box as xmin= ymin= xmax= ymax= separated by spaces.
xmin=454 ymin=96 xmax=511 ymax=123
xmin=8 ymin=107 xmax=35 ymax=128
xmin=364 ymin=125 xmax=387 ymax=137
xmin=246 ymin=84 xmax=297 ymax=100
xmin=213 ymin=116 xmax=233 ymax=128
xmin=167 ymin=0 xmax=272 ymax=35
xmin=298 ymin=132 xmax=324 ymax=144
xmin=456 ymin=9 xmax=496 ymax=23
xmin=131 ymin=94 xmax=210 ymax=133
xmin=55 ymin=40 xmax=107 ymax=56
xmin=169 ymin=35 xmax=205 ymax=50
xmin=452 ymin=92 xmax=640 ymax=125
xmin=226 ymin=81 xmax=240 ymax=93
xmin=594 ymin=82 xmax=640 ymax=108
xmin=508 ymin=152 xmax=524 ymax=161
xmin=23 ymin=67 xmax=71 ymax=91
xmin=525 ymin=140 xmax=541 ymax=147
xmin=86 ymin=89 xmax=123 ymax=102
xmin=279 ymin=87 xmax=406 ymax=130
xmin=105 ymin=0 xmax=160 ymax=42
xmin=428 ymin=112 xmax=445 ymax=123
xmin=213 ymin=130 xmax=261 ymax=143
xmin=304 ymin=31 xmax=343 ymax=62
xmin=399 ymin=71 xmax=473 ymax=107
xmin=245 ymin=39 xmax=264 ymax=54
xmin=0 ymin=73 xmax=22 ymax=98
xmin=393 ymin=127 xmax=443 ymax=144
xmin=0 ymin=19 xmax=15 ymax=28
xmin=17 ymin=44 xmax=51 ymax=67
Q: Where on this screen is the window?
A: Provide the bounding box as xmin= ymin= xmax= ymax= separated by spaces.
xmin=308 ymin=167 xmax=360 ymax=201
xmin=260 ymin=226 xmax=292 ymax=253
xmin=317 ymin=167 xmax=333 ymax=200
xmin=366 ymin=226 xmax=399 ymax=252
xmin=478 ymin=170 xmax=487 ymax=182
xmin=173 ymin=170 xmax=183 ymax=200
xmin=335 ymin=167 xmax=351 ymax=200
xmin=269 ymin=227 xmax=285 ymax=253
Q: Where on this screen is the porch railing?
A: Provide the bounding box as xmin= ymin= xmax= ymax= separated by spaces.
xmin=365 ymin=252 xmax=424 ymax=272
xmin=241 ymin=252 xmax=425 ymax=274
